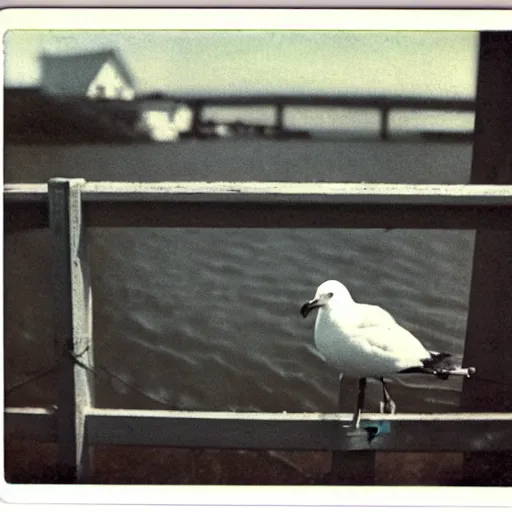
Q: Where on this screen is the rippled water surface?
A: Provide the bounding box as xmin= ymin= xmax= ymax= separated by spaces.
xmin=5 ymin=140 xmax=475 ymax=413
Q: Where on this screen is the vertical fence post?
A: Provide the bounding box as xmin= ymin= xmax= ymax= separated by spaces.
xmin=461 ymin=32 xmax=512 ymax=485
xmin=48 ymin=178 xmax=94 ymax=483
xmin=330 ymin=376 xmax=375 ymax=484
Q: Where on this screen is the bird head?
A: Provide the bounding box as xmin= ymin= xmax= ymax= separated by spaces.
xmin=300 ymin=280 xmax=352 ymax=318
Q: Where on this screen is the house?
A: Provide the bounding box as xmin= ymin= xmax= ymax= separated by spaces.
xmin=39 ymin=49 xmax=135 ymax=101
xmin=136 ymin=96 xmax=193 ymax=141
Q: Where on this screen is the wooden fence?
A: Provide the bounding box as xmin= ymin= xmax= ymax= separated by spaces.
xmin=4 ymin=179 xmax=512 ymax=484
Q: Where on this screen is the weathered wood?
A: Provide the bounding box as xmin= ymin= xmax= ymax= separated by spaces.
xmin=48 ymin=178 xmax=94 ymax=483
xmin=5 ymin=182 xmax=512 ymax=229
xmin=85 ymin=409 xmax=512 ymax=452
xmin=7 ymin=181 xmax=512 ymax=202
xmin=6 ymin=407 xmax=512 ymax=454
xmin=6 ymin=407 xmax=512 ymax=452
xmin=461 ymin=31 xmax=512 ymax=486
xmin=4 ymin=407 xmax=57 ymax=442
xmin=79 ymin=181 xmax=512 ymax=203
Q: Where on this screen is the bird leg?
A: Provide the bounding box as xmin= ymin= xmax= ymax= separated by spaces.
xmin=379 ymin=377 xmax=397 ymax=414
xmin=337 ymin=373 xmax=344 ymax=411
xmin=352 ymin=377 xmax=366 ymax=429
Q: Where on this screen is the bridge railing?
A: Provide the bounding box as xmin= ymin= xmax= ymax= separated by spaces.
xmin=4 ymin=178 xmax=512 ymax=484
xmin=180 ymin=95 xmax=475 ymax=140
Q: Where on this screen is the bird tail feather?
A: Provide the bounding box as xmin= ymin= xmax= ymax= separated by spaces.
xmin=399 ymin=351 xmax=476 ymax=380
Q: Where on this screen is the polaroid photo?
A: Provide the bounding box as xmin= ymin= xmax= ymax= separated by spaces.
xmin=2 ymin=4 xmax=512 ymax=510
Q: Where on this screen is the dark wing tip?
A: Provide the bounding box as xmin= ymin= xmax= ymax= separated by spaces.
xmin=399 ymin=353 xmax=475 ymax=380
xmin=424 ymin=351 xmax=452 ymax=367
xmin=429 ymin=351 xmax=452 ymax=359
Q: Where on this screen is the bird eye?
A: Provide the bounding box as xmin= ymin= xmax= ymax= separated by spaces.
xmin=327 ymin=292 xmax=334 ymax=298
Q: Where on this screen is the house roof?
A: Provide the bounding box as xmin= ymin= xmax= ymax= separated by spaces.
xmin=39 ymin=49 xmax=135 ymax=95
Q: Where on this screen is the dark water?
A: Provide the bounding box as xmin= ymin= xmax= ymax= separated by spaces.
xmin=4 ymin=140 xmax=475 ymax=414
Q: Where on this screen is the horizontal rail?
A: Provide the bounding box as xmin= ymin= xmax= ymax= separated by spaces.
xmin=174 ymin=94 xmax=475 ymax=112
xmin=4 ymin=407 xmax=57 ymax=442
xmin=5 ymin=181 xmax=512 ymax=229
xmin=6 ymin=407 xmax=512 ymax=452
xmin=7 ymin=182 xmax=512 ymax=203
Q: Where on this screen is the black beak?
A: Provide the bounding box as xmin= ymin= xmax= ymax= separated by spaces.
xmin=300 ymin=298 xmax=319 ymax=318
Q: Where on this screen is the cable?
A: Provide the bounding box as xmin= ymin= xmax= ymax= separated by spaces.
xmin=7 ymin=345 xmax=512 ymax=406
xmin=97 ymin=363 xmax=174 ymax=407
xmin=68 ymin=349 xmax=176 ymax=408
xmin=5 ymin=343 xmax=175 ymax=408
xmin=5 ymin=352 xmax=65 ymax=398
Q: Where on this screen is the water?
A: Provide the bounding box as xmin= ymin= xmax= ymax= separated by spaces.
xmin=4 ymin=140 xmax=475 ymax=414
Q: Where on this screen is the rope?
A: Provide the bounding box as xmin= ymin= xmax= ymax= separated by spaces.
xmin=5 ymin=363 xmax=61 ymax=398
xmin=5 ymin=348 xmax=66 ymax=398
xmin=6 ymin=346 xmax=512 ymax=405
xmin=68 ymin=347 xmax=176 ymax=408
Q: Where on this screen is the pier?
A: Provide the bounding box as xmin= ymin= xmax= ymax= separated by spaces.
xmin=182 ymin=94 xmax=475 ymax=140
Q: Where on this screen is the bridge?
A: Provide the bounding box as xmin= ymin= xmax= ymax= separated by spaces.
xmin=170 ymin=94 xmax=476 ymax=140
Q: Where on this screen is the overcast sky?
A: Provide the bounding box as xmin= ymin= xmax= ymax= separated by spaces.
xmin=4 ymin=30 xmax=479 ymax=131
xmin=5 ymin=30 xmax=478 ymax=96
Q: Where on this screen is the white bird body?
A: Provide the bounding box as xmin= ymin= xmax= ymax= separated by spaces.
xmin=305 ymin=280 xmax=431 ymax=378
xmin=300 ymin=280 xmax=475 ymax=424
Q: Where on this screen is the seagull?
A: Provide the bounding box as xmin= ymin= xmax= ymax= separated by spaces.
xmin=300 ymin=280 xmax=475 ymax=428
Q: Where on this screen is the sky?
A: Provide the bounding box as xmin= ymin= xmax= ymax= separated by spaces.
xmin=5 ymin=30 xmax=478 ymax=96
xmin=3 ymin=30 xmax=479 ymax=131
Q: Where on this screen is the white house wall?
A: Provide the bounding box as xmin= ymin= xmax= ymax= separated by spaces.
xmin=138 ymin=110 xmax=179 ymax=141
xmin=86 ymin=59 xmax=135 ymax=101
xmin=136 ymin=103 xmax=193 ymax=141
xmin=174 ymin=105 xmax=194 ymax=132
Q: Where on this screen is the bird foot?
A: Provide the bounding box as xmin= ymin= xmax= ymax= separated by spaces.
xmin=351 ymin=418 xmax=362 ymax=430
xmin=379 ymin=400 xmax=397 ymax=414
